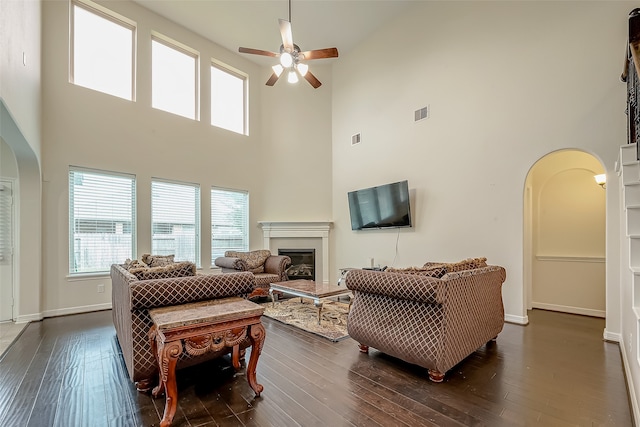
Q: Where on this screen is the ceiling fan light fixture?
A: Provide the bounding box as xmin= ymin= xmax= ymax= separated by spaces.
xmin=280 ymin=52 xmax=293 ymax=68
xmin=297 ymin=63 xmax=308 ymax=76
xmin=287 ymin=70 xmax=299 ymax=83
xmin=272 ymin=64 xmax=284 ymax=77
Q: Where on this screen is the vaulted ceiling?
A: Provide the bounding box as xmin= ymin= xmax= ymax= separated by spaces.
xmin=132 ymin=1 xmax=415 ymax=64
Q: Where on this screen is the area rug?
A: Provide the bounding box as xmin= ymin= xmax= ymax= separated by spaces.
xmin=260 ymin=298 xmax=350 ymax=342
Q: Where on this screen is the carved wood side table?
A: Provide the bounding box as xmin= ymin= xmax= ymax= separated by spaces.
xmin=148 ymin=297 xmax=266 ymax=427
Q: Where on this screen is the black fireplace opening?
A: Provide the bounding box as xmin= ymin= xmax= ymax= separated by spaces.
xmin=278 ymin=248 xmax=315 ymax=281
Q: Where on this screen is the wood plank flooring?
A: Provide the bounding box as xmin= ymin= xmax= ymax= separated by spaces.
xmin=0 ymin=309 xmax=633 ymax=426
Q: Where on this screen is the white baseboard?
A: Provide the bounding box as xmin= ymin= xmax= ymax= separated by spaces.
xmin=619 ymin=336 xmax=640 ymax=426
xmin=505 ymin=313 xmax=529 ymax=325
xmin=42 ymin=303 xmax=112 ymax=318
xmin=531 ymin=302 xmax=605 ymax=318
xmin=16 ymin=313 xmax=43 ymax=323
xmin=603 ymin=329 xmax=622 ymax=342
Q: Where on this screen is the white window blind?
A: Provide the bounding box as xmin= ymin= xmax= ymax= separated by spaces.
xmin=71 ymin=1 xmax=135 ymax=101
xmin=152 ymin=36 xmax=198 ymax=120
xmin=69 ymin=168 xmax=136 ymax=274
xmin=152 ymin=180 xmax=200 ymax=266
xmin=211 ymin=188 xmax=248 ymax=261
xmin=0 ymin=182 xmax=13 ymax=263
xmin=211 ymin=62 xmax=246 ymax=135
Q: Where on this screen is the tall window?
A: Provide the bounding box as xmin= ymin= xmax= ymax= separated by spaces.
xmin=71 ymin=0 xmax=135 ymax=100
xmin=211 ymin=61 xmax=247 ymax=135
xmin=211 ymin=188 xmax=248 ymax=261
xmin=152 ymin=180 xmax=201 ymax=266
xmin=152 ymin=35 xmax=198 ymax=120
xmin=69 ymin=168 xmax=136 ymax=274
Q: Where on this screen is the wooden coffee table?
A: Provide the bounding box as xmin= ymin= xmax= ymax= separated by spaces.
xmin=269 ymin=279 xmax=353 ymax=325
xmin=148 ymin=297 xmax=265 ymax=427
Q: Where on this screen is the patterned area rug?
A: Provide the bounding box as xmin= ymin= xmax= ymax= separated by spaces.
xmin=260 ymin=298 xmax=350 ymax=342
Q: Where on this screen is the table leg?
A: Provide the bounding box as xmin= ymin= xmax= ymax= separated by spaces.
xmin=269 ymin=288 xmax=276 ymax=307
xmin=246 ymin=322 xmax=265 ymax=397
xmin=314 ymin=300 xmax=323 ymax=325
xmin=231 ymin=345 xmax=241 ymax=370
xmin=155 ymin=340 xmax=183 ymax=427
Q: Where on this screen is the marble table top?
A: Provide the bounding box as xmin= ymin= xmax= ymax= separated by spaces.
xmin=149 ymin=297 xmax=264 ymax=330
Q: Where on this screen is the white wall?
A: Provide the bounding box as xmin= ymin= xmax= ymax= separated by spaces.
xmin=0 ymin=139 xmax=18 ymax=178
xmin=331 ymin=1 xmax=631 ymax=326
xmin=40 ymin=0 xmax=332 ymax=316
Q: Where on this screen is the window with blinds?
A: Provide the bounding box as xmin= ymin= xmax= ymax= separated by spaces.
xmin=211 ymin=187 xmax=248 ymax=261
xmin=69 ymin=168 xmax=136 ymax=274
xmin=152 ymin=180 xmax=200 ymax=266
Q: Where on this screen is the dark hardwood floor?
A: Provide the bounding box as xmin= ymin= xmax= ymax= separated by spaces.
xmin=0 ymin=309 xmax=633 ymax=426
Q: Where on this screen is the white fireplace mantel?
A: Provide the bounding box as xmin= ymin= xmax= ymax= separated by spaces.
xmin=258 ymin=221 xmax=332 ymax=284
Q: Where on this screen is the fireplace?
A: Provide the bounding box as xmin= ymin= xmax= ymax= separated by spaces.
xmin=279 ymin=249 xmax=315 ymax=281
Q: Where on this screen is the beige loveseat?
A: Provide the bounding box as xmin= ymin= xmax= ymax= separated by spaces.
xmin=110 ymin=262 xmax=256 ymax=389
xmin=345 ymin=258 xmax=506 ymax=382
xmin=214 ymin=250 xmax=291 ymax=298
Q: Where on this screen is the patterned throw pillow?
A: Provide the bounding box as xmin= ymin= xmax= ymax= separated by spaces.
xmin=141 ymin=254 xmax=175 ymax=268
xmin=443 ymin=257 xmax=487 ymax=272
xmin=129 ymin=261 xmax=196 ymax=280
xmin=123 ymin=258 xmax=149 ymax=270
xmin=225 ymin=250 xmax=271 ymax=274
xmin=386 ymin=264 xmax=448 ymax=278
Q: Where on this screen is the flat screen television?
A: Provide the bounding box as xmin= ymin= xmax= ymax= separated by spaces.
xmin=348 ymin=180 xmax=412 ymax=230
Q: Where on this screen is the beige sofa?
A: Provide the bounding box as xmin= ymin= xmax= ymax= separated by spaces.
xmin=110 ymin=263 xmax=256 ymax=389
xmin=345 ymin=259 xmax=506 ymax=382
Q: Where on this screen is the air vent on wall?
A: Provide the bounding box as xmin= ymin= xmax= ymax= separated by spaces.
xmin=415 ymin=105 xmax=429 ymax=122
xmin=351 ymin=133 xmax=361 ymax=146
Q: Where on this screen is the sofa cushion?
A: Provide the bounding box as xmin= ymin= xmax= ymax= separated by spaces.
xmin=129 ymin=261 xmax=196 ymax=280
xmin=141 ymin=253 xmax=175 ymax=267
xmin=224 ymin=250 xmax=271 ymax=274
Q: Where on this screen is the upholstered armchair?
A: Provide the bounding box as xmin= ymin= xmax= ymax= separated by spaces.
xmin=214 ymin=250 xmax=291 ymax=298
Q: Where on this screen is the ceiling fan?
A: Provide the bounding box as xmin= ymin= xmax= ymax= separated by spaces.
xmin=238 ymin=0 xmax=338 ymax=89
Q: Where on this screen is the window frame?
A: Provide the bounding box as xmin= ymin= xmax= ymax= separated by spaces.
xmin=68 ymin=167 xmax=137 ymax=276
xmin=69 ymin=0 xmax=137 ymax=101
xmin=151 ymin=32 xmax=200 ymax=121
xmin=151 ymin=178 xmax=201 ymax=267
xmin=211 ymin=59 xmax=248 ymax=135
xmin=211 ymin=187 xmax=249 ymax=262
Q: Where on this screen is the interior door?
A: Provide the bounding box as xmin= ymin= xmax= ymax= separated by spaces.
xmin=0 ymin=180 xmax=14 ymax=322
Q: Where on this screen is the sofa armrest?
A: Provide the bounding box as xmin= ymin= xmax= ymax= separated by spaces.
xmin=129 ymin=272 xmax=255 ymax=310
xmin=345 ymin=269 xmax=443 ymax=304
xmin=214 ymin=256 xmax=248 ymax=271
xmin=264 ymin=255 xmax=291 ymax=277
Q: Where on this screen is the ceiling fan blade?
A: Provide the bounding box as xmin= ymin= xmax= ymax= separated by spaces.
xmin=300 ymin=48 xmax=339 ymax=60
xmin=238 ymin=47 xmax=278 ymax=57
xmin=303 ymin=70 xmax=322 ymax=89
xmin=279 ymin=19 xmax=294 ymax=51
xmin=265 ymin=72 xmax=280 ymax=86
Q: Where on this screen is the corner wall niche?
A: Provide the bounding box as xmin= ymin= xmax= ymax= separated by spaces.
xmin=258 ymin=221 xmax=332 ymax=284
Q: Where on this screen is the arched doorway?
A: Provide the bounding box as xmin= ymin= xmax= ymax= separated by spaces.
xmin=523 ymin=150 xmax=606 ymax=317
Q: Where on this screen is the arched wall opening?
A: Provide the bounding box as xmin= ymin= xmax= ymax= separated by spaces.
xmin=523 ymin=149 xmax=606 ymax=318
xmin=0 ymin=99 xmax=42 ymax=322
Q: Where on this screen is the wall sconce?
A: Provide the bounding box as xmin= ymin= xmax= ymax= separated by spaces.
xmin=594 ymin=173 xmax=606 ymax=189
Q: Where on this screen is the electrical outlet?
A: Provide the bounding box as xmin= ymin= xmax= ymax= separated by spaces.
xmin=97 ymin=284 xmax=105 ymax=293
